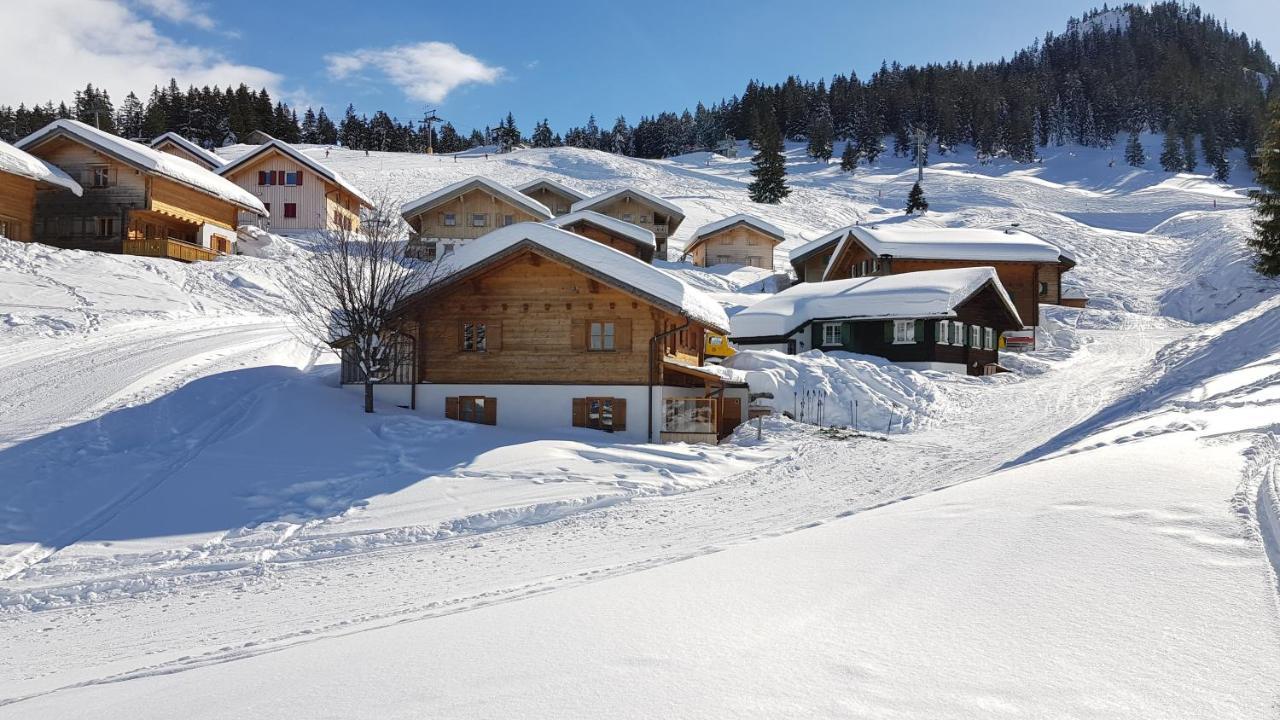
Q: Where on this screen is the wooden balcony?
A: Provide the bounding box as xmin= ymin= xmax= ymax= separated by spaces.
xmin=652 ymin=222 xmax=669 ymax=237
xmin=123 ymin=236 xmax=220 ymax=263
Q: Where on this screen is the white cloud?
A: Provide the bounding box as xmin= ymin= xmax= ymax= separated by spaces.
xmin=0 ymin=0 xmax=282 ymax=106
xmin=325 ymin=42 xmax=503 ymax=104
xmin=134 ymin=0 xmax=216 ymax=30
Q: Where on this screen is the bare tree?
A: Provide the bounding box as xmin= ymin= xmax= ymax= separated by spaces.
xmin=286 ymin=191 xmax=448 ymax=412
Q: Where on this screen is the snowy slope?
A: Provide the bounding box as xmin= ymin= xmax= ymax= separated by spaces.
xmin=1 ymin=133 xmax=1278 ymax=717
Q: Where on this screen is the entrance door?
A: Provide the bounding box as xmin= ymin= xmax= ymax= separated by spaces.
xmin=719 ymin=397 xmax=742 ymax=438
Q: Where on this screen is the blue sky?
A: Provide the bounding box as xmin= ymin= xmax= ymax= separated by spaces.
xmin=3 ymin=0 xmax=1278 ymax=134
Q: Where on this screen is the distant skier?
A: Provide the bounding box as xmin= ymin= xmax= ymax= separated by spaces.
xmin=324 ymin=147 xmax=330 ymax=159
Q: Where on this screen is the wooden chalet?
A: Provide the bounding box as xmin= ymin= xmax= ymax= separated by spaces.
xmin=0 ymin=140 xmax=83 ymax=242
xmin=788 ymin=229 xmax=843 ymax=283
xmin=730 ymin=267 xmax=1023 ymax=376
xmin=546 ymin=209 xmax=656 ymax=263
xmin=801 ymin=224 xmax=1077 ymax=327
xmin=217 ymin=139 xmax=372 ymax=232
xmin=683 ymin=214 xmax=786 ymax=269
xmin=16 ymin=120 xmax=265 ymax=262
xmin=148 ymin=132 xmax=227 ymax=171
xmin=570 ymin=187 xmax=685 ymax=259
xmin=515 ymin=178 xmax=586 ymax=216
xmin=400 ymin=176 xmax=553 ymax=260
xmin=339 ymin=223 xmax=747 ymax=444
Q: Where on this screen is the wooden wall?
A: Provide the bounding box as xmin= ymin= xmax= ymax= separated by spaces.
xmin=521 ymin=186 xmax=575 ymax=215
xmin=224 ymin=150 xmax=358 ymax=231
xmin=793 ymin=248 xmax=835 ymax=282
xmin=687 ymin=225 xmax=779 ymax=269
xmin=407 ymin=187 xmax=543 ymax=242
xmin=407 ymin=249 xmax=703 ymax=385
xmin=151 ymin=177 xmax=238 ymax=229
xmin=0 ymin=173 xmax=37 ymax=241
xmin=562 ymin=222 xmax=653 ymax=262
xmin=153 ymin=141 xmax=212 ymax=169
xmin=28 ymin=138 xmax=146 ymax=252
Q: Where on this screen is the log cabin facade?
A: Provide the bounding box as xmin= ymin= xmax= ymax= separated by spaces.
xmin=340 ymin=223 xmax=747 ymax=443
xmin=0 ymin=140 xmax=83 ymax=242
xmin=401 ymin=177 xmax=553 ymax=261
xmin=684 ymin=214 xmax=785 ymax=269
xmin=217 ymin=139 xmax=371 ymax=232
xmin=730 ymin=267 xmax=1023 ymax=376
xmin=16 ymin=120 xmax=265 ymax=262
xmin=546 ymin=210 xmax=656 ymax=263
xmin=570 ymin=187 xmax=685 ymax=260
xmin=808 ymin=224 xmax=1076 ymax=327
xmin=515 ymin=178 xmax=586 ymax=216
xmin=148 ymin=132 xmax=227 ymax=171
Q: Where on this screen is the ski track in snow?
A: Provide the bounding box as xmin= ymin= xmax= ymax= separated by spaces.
xmin=0 ymin=140 xmax=1277 ymax=711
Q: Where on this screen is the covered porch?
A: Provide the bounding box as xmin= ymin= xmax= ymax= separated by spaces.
xmin=124 ymin=208 xmax=230 ymax=263
xmin=659 ymin=362 xmax=748 ymax=444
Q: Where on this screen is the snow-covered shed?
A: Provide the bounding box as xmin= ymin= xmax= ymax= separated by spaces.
xmin=342 ymin=222 xmax=747 ymax=444
xmin=731 ymin=267 xmax=1023 ymax=375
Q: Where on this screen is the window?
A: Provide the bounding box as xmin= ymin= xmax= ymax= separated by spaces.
xmin=443 ymin=212 xmax=457 ymax=227
xmin=264 ymin=202 xmax=271 ymax=215
xmin=589 ymin=321 xmax=615 ymax=351
xmin=952 ymin=321 xmax=965 ymax=346
xmin=95 ymin=216 xmax=116 ymax=237
xmin=970 ymin=325 xmax=982 ymax=348
xmin=462 ymin=322 xmax=487 ymax=352
xmin=556 ymin=205 xmax=569 ymax=214
xmin=893 ymin=319 xmax=916 ymax=344
xmin=747 ymin=256 xmax=763 ymax=268
xmin=284 ymin=171 xmax=299 ymax=186
xmin=715 ymin=255 xmax=731 ymax=265
xmin=283 ymin=203 xmax=297 ymax=219
xmin=574 ymin=397 xmax=626 ymax=432
xmin=984 ymin=327 xmax=995 ymax=350
xmin=664 ymin=398 xmax=715 ymax=434
xmin=471 ymin=213 xmax=487 ymax=228
xmin=502 ymin=214 xmax=515 ymax=227
xmin=447 ymin=395 xmax=495 ymax=425
xmin=91 ymin=166 xmax=110 ymax=188
xmin=1038 ymin=281 xmax=1049 ymax=297
xmin=640 ymin=215 xmax=649 ymax=224
xmin=747 ymin=234 xmax=759 ymax=245
xmin=871 ymin=258 xmax=882 ymax=273
xmin=937 ymin=320 xmax=950 ymax=345
xmin=822 ymin=322 xmax=842 ymax=347
xmin=622 ymin=213 xmax=633 ymax=222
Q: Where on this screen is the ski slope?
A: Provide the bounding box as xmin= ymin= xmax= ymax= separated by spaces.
xmin=1 ymin=137 xmax=1279 ymax=717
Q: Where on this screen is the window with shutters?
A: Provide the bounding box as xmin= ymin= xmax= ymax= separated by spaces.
xmin=95 ymin=217 xmax=116 ymax=237
xmin=639 ymin=215 xmax=649 ymax=224
xmin=443 ymin=212 xmax=457 ymax=227
xmin=452 ymin=396 xmax=495 ymax=425
xmin=284 ymin=171 xmax=300 ymax=186
xmin=893 ymin=319 xmax=916 ymax=344
xmin=589 ymin=321 xmax=615 ymax=351
xmin=284 ymin=203 xmax=297 ymax=219
xmin=984 ymin=327 xmax=995 ymax=350
xmin=715 ymin=255 xmax=731 ymax=265
xmin=471 ymin=213 xmax=487 ymax=228
xmin=622 ymin=213 xmax=633 ymax=222
xmin=462 ymin=322 xmax=487 ymax=352
xmin=90 ymin=166 xmax=110 ymax=188
xmin=952 ymin=321 xmax=965 ymax=345
xmin=822 ymin=322 xmax=842 ymax=347
xmin=747 ymin=256 xmax=763 ymax=267
xmin=573 ymin=397 xmax=625 ymax=432
xmin=970 ymin=325 xmax=982 ymax=348
xmin=937 ymin=320 xmax=950 ymax=345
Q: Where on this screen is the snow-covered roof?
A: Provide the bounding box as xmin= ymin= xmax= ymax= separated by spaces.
xmin=0 ymin=140 xmax=82 ymax=196
xmin=835 ymin=224 xmax=1068 ymax=267
xmin=687 ymin=214 xmax=786 ymax=254
xmin=217 ymin=139 xmax=373 ymax=208
xmin=401 ymin=176 xmax=552 ymax=220
xmin=149 ymin=132 xmax=226 ymax=170
xmin=546 ymin=210 xmax=656 ymax=248
xmin=418 ymin=222 xmax=727 ymax=332
xmin=17 ymin=120 xmax=265 ymax=214
xmin=571 ymin=186 xmax=685 ymax=220
xmin=1062 ymin=286 xmax=1087 ymax=300
xmin=788 ymin=226 xmax=848 ymax=264
xmin=731 ymin=267 xmax=1021 ymax=339
xmin=515 ymin=177 xmax=588 ymax=203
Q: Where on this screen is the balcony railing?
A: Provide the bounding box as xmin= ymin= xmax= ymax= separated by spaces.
xmin=652 ymin=223 xmax=669 ymax=237
xmin=123 ymin=236 xmax=219 ymax=263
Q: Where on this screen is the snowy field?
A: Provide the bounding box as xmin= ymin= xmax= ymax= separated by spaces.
xmin=1 ymin=137 xmax=1279 ymax=718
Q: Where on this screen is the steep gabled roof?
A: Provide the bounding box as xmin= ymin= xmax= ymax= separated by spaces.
xmin=17 ymin=119 xmax=265 ymax=214
xmin=731 ymin=267 xmax=1022 ymax=340
xmin=686 ymin=214 xmax=786 ymax=255
xmin=546 ymin=210 xmax=656 ymax=248
xmin=515 ymin=177 xmax=588 ymax=203
xmin=402 ymin=222 xmax=727 ymax=332
xmin=401 ymin=176 xmax=553 ymax=221
xmin=148 ymin=132 xmax=226 ymax=170
xmin=0 ymin=140 xmax=82 ymax=195
xmin=217 ymin=139 xmax=373 ymax=207
xmin=788 ymin=225 xmax=850 ymax=266
xmin=571 ymin=186 xmax=685 ymax=221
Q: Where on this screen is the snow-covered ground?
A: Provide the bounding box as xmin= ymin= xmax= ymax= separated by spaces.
xmin=1 ymin=136 xmax=1279 ymax=717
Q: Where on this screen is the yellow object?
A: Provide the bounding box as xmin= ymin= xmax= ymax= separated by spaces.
xmin=705 ymin=333 xmax=735 ymax=358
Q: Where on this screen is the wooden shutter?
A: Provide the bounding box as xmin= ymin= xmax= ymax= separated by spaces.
xmin=615 ymin=318 xmax=632 ymax=352
xmin=482 ymin=397 xmax=497 ymax=426
xmin=572 ymin=398 xmax=587 ymax=427
xmin=883 ymin=321 xmax=894 ymax=343
xmin=445 ymin=396 xmax=459 ymax=419
xmin=258 ymin=170 xmax=267 ymax=186
xmin=296 ymin=170 xmax=303 ymax=186
xmin=612 ymin=398 xmax=627 ymax=431
xmin=487 ymin=320 xmax=502 ymax=352
xmin=840 ymin=322 xmax=852 ymax=347
xmin=914 ymin=320 xmax=925 ymax=342
xmin=570 ymin=319 xmax=587 ymax=351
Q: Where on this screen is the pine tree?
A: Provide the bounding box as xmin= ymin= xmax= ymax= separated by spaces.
xmin=1181 ymin=130 xmax=1197 ymax=172
xmin=839 ymin=141 xmax=858 ymax=172
xmin=806 ymin=104 xmax=834 ymax=161
xmin=1249 ymin=97 xmax=1280 ymax=276
xmin=315 ymin=108 xmax=338 ymax=145
xmin=905 ymin=182 xmax=929 ymax=215
xmin=300 ymin=108 xmax=318 ymax=143
xmin=748 ymin=116 xmax=790 ymax=204
xmin=1159 ymin=131 xmax=1183 ymax=172
xmin=1124 ymin=131 xmax=1145 ymax=167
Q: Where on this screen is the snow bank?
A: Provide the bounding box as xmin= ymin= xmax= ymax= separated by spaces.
xmin=721 ymin=349 xmax=945 ymax=432
xmin=1156 ymin=209 xmax=1280 ymax=323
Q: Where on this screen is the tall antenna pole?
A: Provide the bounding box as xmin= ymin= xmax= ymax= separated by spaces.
xmin=913 ymin=126 xmax=928 ymax=183
xmin=421 ymin=109 xmax=443 ymax=154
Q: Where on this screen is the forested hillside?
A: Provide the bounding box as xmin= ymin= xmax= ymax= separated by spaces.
xmin=0 ymin=2 xmax=1274 ymax=168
